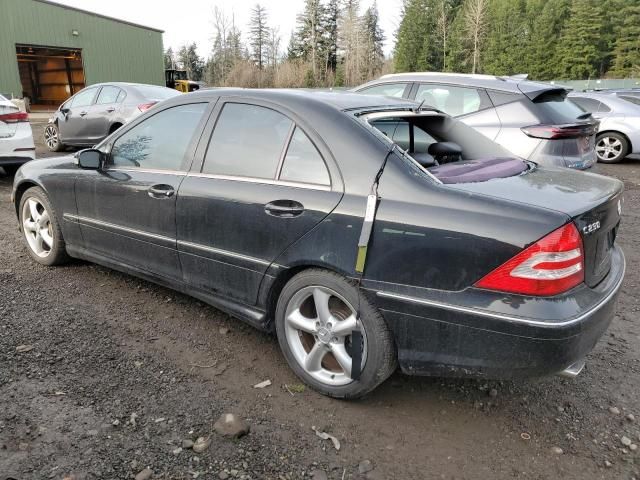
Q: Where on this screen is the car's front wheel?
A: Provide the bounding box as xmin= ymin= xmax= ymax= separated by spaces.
xmin=44 ymin=124 xmax=65 ymax=152
xmin=596 ymin=132 xmax=629 ymax=163
xmin=19 ymin=187 xmax=69 ymax=266
xmin=275 ymin=269 xmax=397 ymax=399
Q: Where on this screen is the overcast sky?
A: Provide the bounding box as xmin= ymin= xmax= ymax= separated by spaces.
xmin=52 ymin=0 xmax=403 ymax=58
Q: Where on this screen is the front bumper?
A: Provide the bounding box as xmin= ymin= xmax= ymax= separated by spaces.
xmin=370 ymin=246 xmax=625 ymax=378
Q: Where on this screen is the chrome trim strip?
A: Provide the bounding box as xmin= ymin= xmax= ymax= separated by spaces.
xmin=63 ymin=214 xmax=174 ymax=244
xmin=376 ymin=257 xmax=625 ymax=328
xmin=186 ymin=172 xmax=331 ymax=191
xmin=104 ymin=168 xmax=188 ymax=176
xmin=178 ymin=240 xmax=270 ymax=267
xmin=275 ymin=123 xmax=296 ymax=180
xmin=64 ymin=214 xmax=272 ymax=267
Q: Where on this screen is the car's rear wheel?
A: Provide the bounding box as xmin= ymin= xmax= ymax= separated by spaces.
xmin=275 ymin=269 xmax=396 ymax=399
xmin=19 ymin=187 xmax=69 ymax=266
xmin=596 ymin=132 xmax=629 ymax=163
xmin=44 ymin=124 xmax=65 ymax=152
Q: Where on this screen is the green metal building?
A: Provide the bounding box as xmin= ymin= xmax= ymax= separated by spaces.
xmin=1 ymin=0 xmax=164 ymax=108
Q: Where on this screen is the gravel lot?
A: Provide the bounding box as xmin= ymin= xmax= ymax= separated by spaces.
xmin=1 ymin=121 xmax=639 ymax=479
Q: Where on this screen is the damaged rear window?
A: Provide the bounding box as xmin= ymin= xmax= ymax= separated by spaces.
xmin=365 ymin=112 xmax=528 ymax=184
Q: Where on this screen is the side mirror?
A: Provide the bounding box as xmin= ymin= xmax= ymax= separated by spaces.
xmin=60 ymin=107 xmax=69 ymax=115
xmin=76 ymin=149 xmax=104 ymax=170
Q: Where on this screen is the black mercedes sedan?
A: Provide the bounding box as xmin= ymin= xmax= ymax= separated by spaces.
xmin=11 ymin=89 xmax=625 ymax=398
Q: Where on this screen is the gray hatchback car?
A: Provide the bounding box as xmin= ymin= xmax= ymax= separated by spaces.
xmin=44 ymin=82 xmax=180 ymax=152
xmin=354 ymin=73 xmax=598 ymax=169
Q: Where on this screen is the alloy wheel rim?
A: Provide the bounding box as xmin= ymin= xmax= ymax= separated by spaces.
xmin=22 ymin=198 xmax=53 ymax=258
xmin=284 ymin=285 xmax=367 ymax=387
xmin=44 ymin=126 xmax=58 ymax=149
xmin=596 ymin=137 xmax=622 ymax=161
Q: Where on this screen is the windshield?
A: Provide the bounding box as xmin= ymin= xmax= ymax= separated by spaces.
xmin=133 ymin=85 xmax=181 ymax=101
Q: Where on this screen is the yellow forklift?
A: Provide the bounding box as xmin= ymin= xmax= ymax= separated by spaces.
xmin=165 ymin=69 xmax=200 ymax=93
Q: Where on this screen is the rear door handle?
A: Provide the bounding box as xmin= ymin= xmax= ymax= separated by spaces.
xmin=264 ymin=200 xmax=304 ymax=218
xmin=106 ymin=107 xmax=115 ymax=113
xmin=79 ymin=111 xmax=88 ymax=116
xmin=148 ymin=184 xmax=175 ymax=198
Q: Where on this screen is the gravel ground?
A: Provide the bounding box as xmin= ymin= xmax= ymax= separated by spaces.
xmin=0 ymin=121 xmax=639 ymax=479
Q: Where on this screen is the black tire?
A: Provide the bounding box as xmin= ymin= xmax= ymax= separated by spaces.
xmin=19 ymin=186 xmax=69 ymax=266
xmin=275 ymin=269 xmax=397 ymax=399
xmin=2 ymin=165 xmax=19 ymax=176
xmin=44 ymin=123 xmax=65 ymax=152
xmin=596 ymin=132 xmax=629 ymax=164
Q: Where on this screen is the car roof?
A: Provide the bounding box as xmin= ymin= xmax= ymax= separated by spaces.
xmin=358 ymin=72 xmax=565 ymax=99
xmin=88 ymin=82 xmax=174 ymax=90
xmin=176 ymin=88 xmax=421 ymax=113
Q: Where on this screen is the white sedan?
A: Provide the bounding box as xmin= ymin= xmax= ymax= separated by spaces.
xmin=0 ymin=94 xmax=35 ymax=175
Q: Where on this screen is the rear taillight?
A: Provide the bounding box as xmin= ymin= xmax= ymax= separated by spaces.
xmin=521 ymin=123 xmax=597 ymax=139
xmin=0 ymin=111 xmax=29 ymax=123
xmin=475 ymin=223 xmax=584 ymax=296
xmin=138 ymin=102 xmax=157 ymax=112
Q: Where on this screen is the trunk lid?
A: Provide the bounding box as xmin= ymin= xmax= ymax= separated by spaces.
xmin=450 ymin=167 xmax=623 ymax=287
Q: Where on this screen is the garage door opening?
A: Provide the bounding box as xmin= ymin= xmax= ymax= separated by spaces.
xmin=16 ymin=44 xmax=86 ymax=111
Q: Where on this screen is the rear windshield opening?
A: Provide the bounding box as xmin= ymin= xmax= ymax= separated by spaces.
xmin=368 ymin=113 xmax=529 ymax=184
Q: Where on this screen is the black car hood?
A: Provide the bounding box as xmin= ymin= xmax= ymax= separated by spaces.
xmin=447 ymin=165 xmax=622 ymax=219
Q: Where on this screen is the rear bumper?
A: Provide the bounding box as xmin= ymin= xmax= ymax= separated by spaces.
xmin=0 ymin=122 xmax=35 ymax=165
xmin=371 ymin=246 xmax=625 ymax=378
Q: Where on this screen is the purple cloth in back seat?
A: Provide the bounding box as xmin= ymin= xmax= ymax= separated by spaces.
xmin=427 ymin=157 xmax=527 ymax=184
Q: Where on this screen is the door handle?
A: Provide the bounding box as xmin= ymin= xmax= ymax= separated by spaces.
xmin=148 ymin=184 xmax=175 ymax=198
xmin=79 ymin=111 xmax=88 ymax=116
xmin=264 ymin=200 xmax=304 ymax=218
xmin=106 ymin=107 xmax=115 ymax=113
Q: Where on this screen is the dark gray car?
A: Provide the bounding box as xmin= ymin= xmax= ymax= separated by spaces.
xmin=44 ymin=82 xmax=180 ymax=152
xmin=354 ymin=73 xmax=598 ymax=169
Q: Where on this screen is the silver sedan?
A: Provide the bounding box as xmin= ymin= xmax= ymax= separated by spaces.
xmin=44 ymin=82 xmax=180 ymax=152
xmin=569 ymin=91 xmax=640 ymax=163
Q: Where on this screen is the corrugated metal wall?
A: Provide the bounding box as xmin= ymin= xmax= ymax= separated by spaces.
xmin=1 ymin=0 xmax=164 ymax=98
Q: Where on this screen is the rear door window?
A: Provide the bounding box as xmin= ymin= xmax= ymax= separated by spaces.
xmin=96 ymin=86 xmax=121 ymax=105
xmin=416 ymin=84 xmax=492 ymax=117
xmin=279 ymin=127 xmax=330 ymax=186
xmin=202 ymin=103 xmax=293 ymax=179
xmin=358 ymin=83 xmax=410 ymax=98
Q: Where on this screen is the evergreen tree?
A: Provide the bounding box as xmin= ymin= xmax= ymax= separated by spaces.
xmin=362 ymin=1 xmax=385 ymax=80
xmin=289 ymin=0 xmax=326 ymax=80
xmin=177 ymin=43 xmax=205 ymax=81
xmin=555 ymin=0 xmax=605 ymax=79
xmin=249 ymin=4 xmax=270 ymax=70
xmin=524 ymin=0 xmax=571 ymax=80
xmin=164 ymin=47 xmax=175 ymax=70
xmin=482 ymin=0 xmax=527 ymax=76
xmin=394 ymin=0 xmax=433 ymax=72
xmin=610 ymin=3 xmax=640 ymax=77
xmin=322 ymin=0 xmax=340 ymax=74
